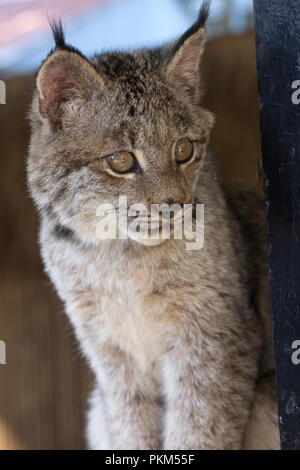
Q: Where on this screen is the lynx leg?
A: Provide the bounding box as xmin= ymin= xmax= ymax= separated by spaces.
xmin=242 ymin=374 xmax=280 ymax=450
xmin=87 ymin=385 xmax=112 ymax=450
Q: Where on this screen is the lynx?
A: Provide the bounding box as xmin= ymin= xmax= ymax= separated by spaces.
xmin=28 ymin=2 xmax=279 ymax=449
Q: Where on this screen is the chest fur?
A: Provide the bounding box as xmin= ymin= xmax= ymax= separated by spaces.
xmin=87 ymin=276 xmax=164 ymax=376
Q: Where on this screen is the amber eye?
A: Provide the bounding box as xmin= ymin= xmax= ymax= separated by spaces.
xmin=175 ymin=138 xmax=194 ymax=164
xmin=107 ymin=152 xmax=137 ymax=174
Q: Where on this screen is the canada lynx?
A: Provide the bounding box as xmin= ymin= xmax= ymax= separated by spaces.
xmin=28 ymin=2 xmax=280 ymax=449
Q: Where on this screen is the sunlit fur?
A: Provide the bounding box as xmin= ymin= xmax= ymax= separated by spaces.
xmin=28 ymin=2 xmax=279 ymax=450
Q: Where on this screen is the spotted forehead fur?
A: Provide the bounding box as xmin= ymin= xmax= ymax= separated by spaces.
xmin=91 ymin=51 xmax=186 ymax=126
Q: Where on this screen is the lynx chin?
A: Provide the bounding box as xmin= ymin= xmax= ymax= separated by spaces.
xmin=28 ymin=0 xmax=280 ymax=450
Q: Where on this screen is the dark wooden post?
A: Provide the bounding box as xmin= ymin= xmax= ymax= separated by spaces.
xmin=253 ymin=0 xmax=300 ymax=450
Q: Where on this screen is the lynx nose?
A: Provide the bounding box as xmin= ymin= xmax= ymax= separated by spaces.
xmin=164 ymin=198 xmax=178 ymax=206
xmin=163 ymin=198 xmax=187 ymax=207
xmin=161 ymin=198 xmax=185 ymax=219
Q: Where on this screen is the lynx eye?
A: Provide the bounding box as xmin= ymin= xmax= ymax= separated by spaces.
xmin=175 ymin=138 xmax=194 ymax=164
xmin=107 ymin=152 xmax=136 ymax=174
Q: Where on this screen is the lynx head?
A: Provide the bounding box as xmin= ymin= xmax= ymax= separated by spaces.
xmin=28 ymin=1 xmax=214 ymax=247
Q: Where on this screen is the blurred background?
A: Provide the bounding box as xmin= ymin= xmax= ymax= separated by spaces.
xmin=0 ymin=0 xmax=254 ymax=77
xmin=0 ymin=0 xmax=262 ymax=449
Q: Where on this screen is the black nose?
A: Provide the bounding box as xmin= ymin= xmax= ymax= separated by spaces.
xmin=164 ymin=198 xmax=175 ymax=205
xmin=164 ymin=198 xmax=184 ymax=208
xmin=160 ymin=199 xmax=184 ymax=220
xmin=163 ymin=198 xmax=175 ymax=205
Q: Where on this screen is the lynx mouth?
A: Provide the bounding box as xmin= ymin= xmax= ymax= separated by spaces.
xmin=127 ymin=230 xmax=167 ymax=246
xmin=126 ymin=213 xmax=183 ymax=247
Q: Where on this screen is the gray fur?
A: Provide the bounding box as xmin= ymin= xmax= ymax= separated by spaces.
xmin=27 ymin=4 xmax=279 ymax=449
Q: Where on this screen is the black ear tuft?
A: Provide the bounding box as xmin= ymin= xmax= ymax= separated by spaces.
xmin=48 ymin=17 xmax=86 ymax=57
xmin=49 ymin=18 xmax=66 ymax=49
xmin=174 ymin=0 xmax=210 ymax=53
xmin=197 ymin=0 xmax=211 ymax=27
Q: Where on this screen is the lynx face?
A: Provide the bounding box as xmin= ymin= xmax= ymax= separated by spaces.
xmin=28 ymin=14 xmax=214 ymax=247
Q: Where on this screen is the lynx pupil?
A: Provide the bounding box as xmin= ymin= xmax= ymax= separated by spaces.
xmin=175 ymin=139 xmax=194 ymax=163
xmin=108 ymin=152 xmax=135 ymax=173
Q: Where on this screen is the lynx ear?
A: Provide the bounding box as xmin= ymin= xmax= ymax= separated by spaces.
xmin=164 ymin=1 xmax=210 ymax=98
xmin=36 ymin=20 xmax=104 ymax=125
